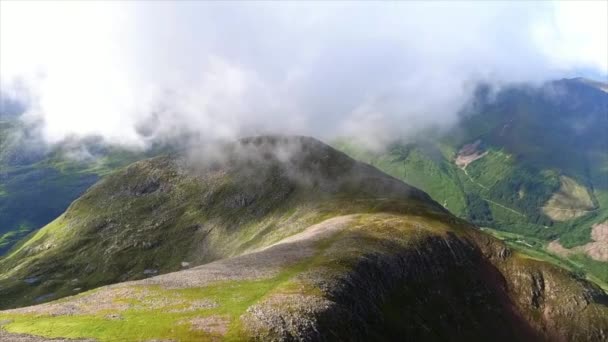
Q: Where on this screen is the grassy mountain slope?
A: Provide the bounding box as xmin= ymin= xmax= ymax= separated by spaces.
xmin=0 ymin=136 xmax=437 ymax=309
xmin=335 ymin=78 xmax=608 ymax=285
xmin=0 ymin=136 xmax=606 ymax=341
xmin=0 ymin=118 xmax=152 ymax=254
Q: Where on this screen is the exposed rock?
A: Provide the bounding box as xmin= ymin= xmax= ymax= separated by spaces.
xmin=104 ymin=313 xmax=122 ymax=320
xmin=455 ymin=140 xmax=488 ymax=169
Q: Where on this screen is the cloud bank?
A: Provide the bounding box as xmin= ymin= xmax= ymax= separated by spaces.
xmin=1 ymin=1 xmax=606 ymax=149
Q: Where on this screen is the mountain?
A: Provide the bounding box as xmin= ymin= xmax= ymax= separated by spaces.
xmin=0 ymin=136 xmax=606 ymax=341
xmin=336 ymin=78 xmax=608 ymax=286
xmin=0 ymin=117 xmax=155 ymax=254
xmin=0 ymin=136 xmax=438 ymax=309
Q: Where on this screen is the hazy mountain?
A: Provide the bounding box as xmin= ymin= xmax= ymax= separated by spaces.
xmin=0 ymin=118 xmax=158 ymax=254
xmin=336 ymin=77 xmax=608 ymax=286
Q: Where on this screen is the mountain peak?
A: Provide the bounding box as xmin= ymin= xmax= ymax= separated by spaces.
xmin=0 ymin=136 xmax=439 ymax=308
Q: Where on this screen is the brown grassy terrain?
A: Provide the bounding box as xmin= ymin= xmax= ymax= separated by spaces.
xmin=542 ymin=176 xmax=596 ymax=221
xmin=548 ymin=220 xmax=608 ymax=262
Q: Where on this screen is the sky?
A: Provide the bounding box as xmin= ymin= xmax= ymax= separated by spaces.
xmin=0 ymin=0 xmax=607 ymax=149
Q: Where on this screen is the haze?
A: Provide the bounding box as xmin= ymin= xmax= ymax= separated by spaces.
xmin=0 ymin=1 xmax=606 ymax=149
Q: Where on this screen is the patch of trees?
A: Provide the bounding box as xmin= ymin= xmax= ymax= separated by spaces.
xmin=466 ymin=193 xmax=493 ymax=224
xmin=489 ymin=167 xmax=559 ymax=223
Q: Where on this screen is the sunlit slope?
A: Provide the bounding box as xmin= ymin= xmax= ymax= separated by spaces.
xmin=0 ymin=136 xmax=437 ymax=309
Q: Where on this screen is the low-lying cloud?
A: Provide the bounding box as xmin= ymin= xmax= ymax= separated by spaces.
xmin=1 ymin=1 xmax=606 ymax=149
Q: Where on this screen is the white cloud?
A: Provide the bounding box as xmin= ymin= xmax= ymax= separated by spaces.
xmin=534 ymin=1 xmax=607 ymax=73
xmin=0 ymin=1 xmax=606 ymax=148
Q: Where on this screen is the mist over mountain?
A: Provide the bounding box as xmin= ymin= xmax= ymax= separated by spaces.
xmin=337 ymin=77 xmax=608 ymax=287
xmin=1 ymin=1 xmax=606 ymax=149
xmin=1 ymin=1 xmax=607 ymax=341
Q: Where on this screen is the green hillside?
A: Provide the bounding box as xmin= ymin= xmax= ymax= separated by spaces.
xmin=0 ymin=136 xmax=606 ymax=341
xmin=335 ymin=78 xmax=608 ymax=285
xmin=0 ymin=118 xmax=154 ymax=254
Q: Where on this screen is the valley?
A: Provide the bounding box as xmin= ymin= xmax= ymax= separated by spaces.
xmin=335 ymin=78 xmax=608 ymax=286
xmin=0 ymin=118 xmax=160 ymax=254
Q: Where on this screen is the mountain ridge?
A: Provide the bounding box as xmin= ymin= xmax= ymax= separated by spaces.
xmin=0 ymin=136 xmax=606 ymax=341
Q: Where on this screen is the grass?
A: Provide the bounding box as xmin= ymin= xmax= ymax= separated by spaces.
xmin=0 ymin=145 xmax=447 ymax=310
xmin=335 ymin=137 xmax=608 ymax=287
xmin=0 ymin=274 xmax=305 ymax=341
xmin=0 ymin=221 xmax=346 ymax=341
xmin=2 ymin=283 xmax=241 ymax=340
xmin=481 ymin=227 xmax=608 ymax=290
xmin=0 ymin=119 xmax=156 ymax=255
xmin=0 ymin=211 xmax=605 ymax=340
xmin=0 ymin=224 xmax=31 ymax=251
xmin=569 ymin=255 xmax=608 ymax=290
xmin=0 ymin=166 xmax=100 ymax=254
xmin=542 ymin=176 xmax=596 ymax=221
xmin=0 ymin=211 xmax=457 ymax=341
xmin=465 ymin=148 xmax=514 ymax=188
xmin=335 ymin=141 xmax=467 ymax=217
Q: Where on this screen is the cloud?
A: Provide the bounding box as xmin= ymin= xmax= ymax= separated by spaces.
xmin=0 ymin=1 xmax=606 ymax=148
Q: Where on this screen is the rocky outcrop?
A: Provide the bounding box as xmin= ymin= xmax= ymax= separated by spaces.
xmin=239 ymin=221 xmax=607 ymax=341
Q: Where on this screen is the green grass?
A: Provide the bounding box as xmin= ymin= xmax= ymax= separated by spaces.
xmin=0 ymin=224 xmax=31 ymax=251
xmin=0 ymin=210 xmax=605 ymax=341
xmin=335 ymin=141 xmax=467 ymax=217
xmin=481 ymin=227 xmax=608 ymax=290
xmin=0 ymin=145 xmax=447 ymax=310
xmin=0 ymin=117 xmax=158 ymax=255
xmin=0 ymin=273 xmax=308 ymax=341
xmin=0 ymin=211 xmax=458 ymax=341
xmin=465 ymin=149 xmax=514 ymax=188
xmin=335 ymin=137 xmax=608 ymax=287
xmin=0 ymin=223 xmax=344 ymax=341
xmin=38 ymin=148 xmax=154 ymax=177
xmin=569 ymin=255 xmax=608 ymax=290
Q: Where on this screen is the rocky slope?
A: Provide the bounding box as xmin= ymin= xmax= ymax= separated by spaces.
xmin=0 ymin=136 xmax=606 ymax=341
